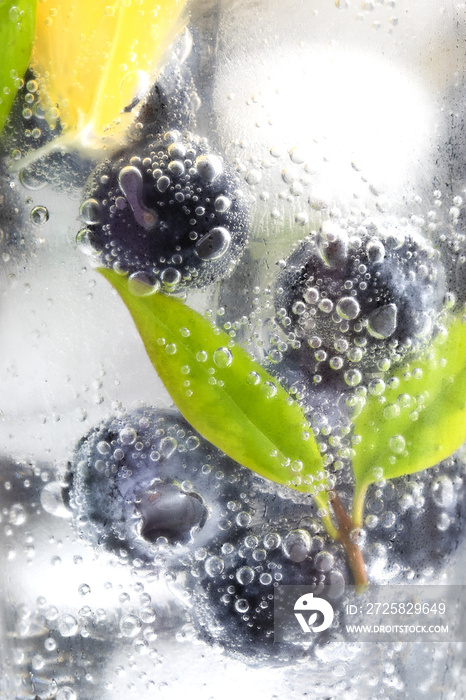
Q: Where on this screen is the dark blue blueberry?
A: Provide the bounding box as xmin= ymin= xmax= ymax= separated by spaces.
xmin=0 ymin=71 xmax=94 ymax=197
xmin=188 ymin=523 xmax=349 ymax=665
xmin=80 ymin=129 xmax=250 ymax=289
xmin=67 ymin=407 xmax=293 ymax=567
xmin=0 ymin=162 xmax=25 ymax=261
xmin=275 ymin=219 xmax=446 ymax=374
xmin=362 ymin=454 xmax=466 ymax=582
xmin=137 ymin=29 xmax=200 ymax=135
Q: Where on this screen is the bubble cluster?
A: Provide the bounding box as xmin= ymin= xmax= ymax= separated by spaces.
xmin=275 ymin=218 xmax=446 ymax=375
xmin=360 ymin=455 xmax=466 ymax=583
xmin=80 ymin=129 xmax=250 ymax=290
xmin=190 ymin=517 xmax=348 ymax=665
xmin=67 ymin=407 xmax=266 ymax=565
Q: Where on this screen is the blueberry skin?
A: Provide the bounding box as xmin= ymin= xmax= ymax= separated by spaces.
xmin=362 ymin=455 xmax=466 ymax=582
xmin=80 ymin=129 xmax=250 ymax=290
xmin=0 ymin=70 xmax=95 ymax=197
xmin=67 ymin=407 xmax=309 ymax=567
xmin=275 ymin=220 xmax=445 ymax=373
xmin=0 ymin=162 xmax=25 ymax=260
xmin=137 ymin=35 xmax=200 ymax=135
xmin=69 ymin=408 xmax=251 ymax=565
xmin=189 ymin=524 xmax=349 ymax=665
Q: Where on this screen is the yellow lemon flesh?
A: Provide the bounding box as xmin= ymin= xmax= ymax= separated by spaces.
xmin=31 ymin=0 xmax=187 ymax=151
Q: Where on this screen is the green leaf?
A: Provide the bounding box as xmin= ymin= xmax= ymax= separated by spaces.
xmin=352 ymin=314 xmax=466 ymax=501
xmin=100 ymin=268 xmax=328 ymax=505
xmin=0 ymin=0 xmax=36 ymax=134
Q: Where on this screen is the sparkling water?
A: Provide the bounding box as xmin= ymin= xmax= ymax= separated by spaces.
xmin=1 ymin=1 xmax=466 ymax=698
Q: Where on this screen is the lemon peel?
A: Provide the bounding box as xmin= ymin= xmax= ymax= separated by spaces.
xmin=31 ymin=0 xmax=188 ymax=152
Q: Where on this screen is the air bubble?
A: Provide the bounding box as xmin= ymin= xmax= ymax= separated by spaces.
xmin=30 ymin=206 xmax=49 ymax=226
xmin=195 ymin=227 xmax=231 ymax=261
xmin=368 ymin=378 xmax=385 ymax=396
xmin=432 ymin=476 xmax=455 ymax=508
xmin=236 ymin=511 xmax=252 ymax=527
xmin=205 ymin=556 xmax=224 ymax=577
xmin=263 ymin=532 xmax=281 ymax=549
xmin=329 ymin=356 xmax=343 ymax=370
xmin=437 ymin=512 xmax=451 ymax=532
xmin=315 ymin=551 xmax=334 ymax=572
xmin=336 ymin=297 xmax=360 ymax=320
xmin=213 ymin=347 xmax=233 ymax=368
xmin=157 ymin=175 xmax=170 ymax=192
xmin=120 ymin=614 xmax=142 ymax=638
xmin=9 ymin=504 xmax=26 ymax=526
xmin=245 ymin=169 xmax=261 ymax=185
xmin=214 ymin=196 xmax=231 ymax=212
xmin=196 ymin=154 xmax=223 ymax=182
xmin=128 ymin=272 xmax=159 ymax=296
xmin=344 ymin=369 xmax=362 ymax=386
xmin=383 ymin=404 xmax=400 ymax=419
xmin=119 ymin=427 xmax=137 ymax=445
xmin=76 ymin=228 xmax=96 ymax=256
xmin=318 ymin=298 xmax=334 ymax=314
xmin=388 ymin=435 xmax=406 ymax=454
xmin=289 ymin=146 xmax=305 ymax=164
xmin=282 ymin=529 xmax=311 ymax=562
xmin=234 ymin=599 xmax=249 ymax=614
xmin=40 ymin=482 xmax=70 ymax=518
xmin=292 ymin=301 xmax=306 ymax=315
xmin=57 ymin=614 xmax=78 ymax=637
xmin=304 ymin=287 xmax=319 ymax=304
xmin=366 ymin=239 xmax=385 ymax=263
xmin=261 ymin=381 xmax=277 ymax=398
xmin=161 ymin=267 xmax=182 ymax=287
xmin=236 ymin=566 xmax=255 ymax=585
xmin=80 ymin=198 xmax=101 ymax=225
xmin=168 ymin=142 xmax=186 ymax=159
xmin=368 ymin=303 xmax=397 ymax=339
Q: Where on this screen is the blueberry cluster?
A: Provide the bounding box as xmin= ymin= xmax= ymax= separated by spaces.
xmin=66 ymin=405 xmax=466 ymax=663
xmin=79 ymin=129 xmax=250 ymax=290
xmin=275 ymin=219 xmax=446 ymax=374
xmin=67 ymin=407 xmax=349 ymax=663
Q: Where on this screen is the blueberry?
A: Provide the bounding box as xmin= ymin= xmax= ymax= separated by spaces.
xmin=0 ymin=70 xmax=94 ymax=197
xmin=362 ymin=453 xmax=466 ymax=582
xmin=79 ymin=129 xmax=250 ymax=290
xmin=275 ymin=218 xmax=446 ymax=374
xmin=188 ymin=523 xmax=349 ymax=665
xmin=67 ymin=407 xmax=273 ymax=567
xmin=0 ymin=162 xmax=25 ymax=260
xmin=136 ymin=29 xmax=200 ymax=135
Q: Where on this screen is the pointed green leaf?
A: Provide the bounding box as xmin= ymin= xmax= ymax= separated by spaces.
xmin=352 ymin=314 xmax=466 ymax=496
xmin=0 ymin=0 xmax=36 ymax=134
xmin=100 ymin=268 xmax=328 ymax=504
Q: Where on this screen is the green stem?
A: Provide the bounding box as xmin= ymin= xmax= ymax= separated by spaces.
xmin=321 ymin=508 xmax=339 ymax=540
xmin=351 ymin=482 xmax=369 ymax=528
xmin=314 ymin=490 xmax=339 ymax=540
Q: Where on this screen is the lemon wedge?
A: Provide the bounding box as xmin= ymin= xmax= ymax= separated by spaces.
xmin=31 ymin=0 xmax=188 ymax=152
